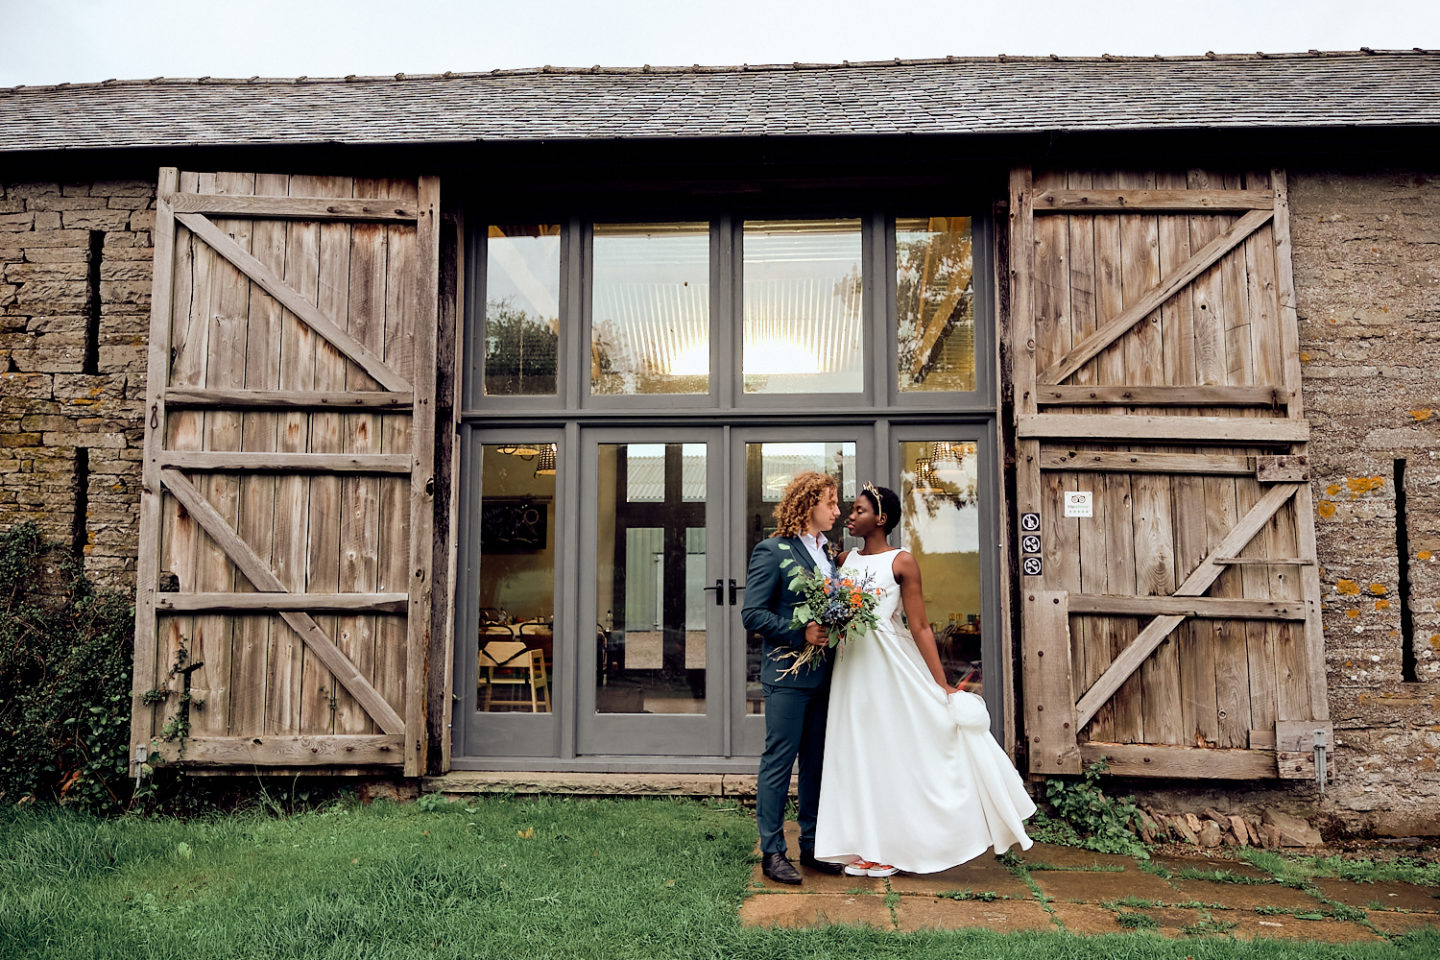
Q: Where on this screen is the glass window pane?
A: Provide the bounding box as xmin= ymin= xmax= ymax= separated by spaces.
xmin=592 ymin=222 xmax=710 ymax=396
xmin=597 ymin=443 xmax=709 ymax=714
xmin=485 ymin=224 xmax=560 ymax=397
xmin=899 ymin=440 xmax=983 ymax=694
xmin=743 ymin=220 xmax=864 ymax=394
xmin=741 ymin=441 xmax=856 ymax=715
xmin=476 ymin=442 xmax=557 ymax=713
xmin=896 ymin=217 xmax=976 ymax=393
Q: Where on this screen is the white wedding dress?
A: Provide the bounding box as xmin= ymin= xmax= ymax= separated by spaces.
xmin=814 ymin=549 xmax=1036 ymax=873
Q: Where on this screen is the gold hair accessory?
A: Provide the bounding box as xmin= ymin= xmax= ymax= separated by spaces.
xmin=861 ymin=481 xmax=886 ymax=524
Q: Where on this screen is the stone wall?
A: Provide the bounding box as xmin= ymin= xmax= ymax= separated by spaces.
xmin=0 ymin=179 xmax=153 ymax=587
xmin=1288 ymin=168 xmax=1440 ymax=836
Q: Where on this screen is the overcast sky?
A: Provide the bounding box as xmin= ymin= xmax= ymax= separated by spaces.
xmin=3 ymin=0 xmax=1438 ymax=87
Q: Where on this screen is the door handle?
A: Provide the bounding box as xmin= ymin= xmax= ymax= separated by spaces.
xmin=702 ymin=579 xmax=724 ymax=606
xmin=728 ymin=579 xmax=744 ymax=606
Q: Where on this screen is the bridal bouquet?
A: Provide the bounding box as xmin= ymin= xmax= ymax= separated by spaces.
xmin=772 ymin=546 xmax=883 ymax=678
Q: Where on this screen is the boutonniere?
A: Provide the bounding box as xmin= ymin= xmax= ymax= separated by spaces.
xmin=823 ymin=538 xmax=839 ymax=562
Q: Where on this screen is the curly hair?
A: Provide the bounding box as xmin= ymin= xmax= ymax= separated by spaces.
xmin=771 ymin=471 xmax=838 ymax=538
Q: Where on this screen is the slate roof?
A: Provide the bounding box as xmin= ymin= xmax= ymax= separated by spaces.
xmin=1 ymin=50 xmax=1438 ymax=153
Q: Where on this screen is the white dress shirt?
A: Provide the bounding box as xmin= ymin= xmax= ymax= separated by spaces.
xmin=800 ymin=531 xmax=833 ymax=574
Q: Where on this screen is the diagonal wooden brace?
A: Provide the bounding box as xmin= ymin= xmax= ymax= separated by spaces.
xmin=160 ymin=467 xmax=406 ymax=733
xmin=1073 ymin=482 xmax=1301 ymax=730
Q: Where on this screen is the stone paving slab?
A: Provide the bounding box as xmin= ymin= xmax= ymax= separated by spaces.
xmin=739 ymin=893 xmax=892 ymax=929
xmin=1167 ymin=877 xmax=1323 ymax=911
xmin=1366 ymin=910 xmax=1440 ymax=936
xmin=895 ymin=897 xmax=1054 ymax=933
xmin=1313 ymin=877 xmax=1440 ymax=913
xmin=1225 ymin=912 xmax=1381 ymax=943
xmin=1017 ymin=842 xmax=1135 ymax=871
xmin=747 ymin=858 xmax=886 ymax=895
xmin=1150 ymin=853 xmax=1272 ymax=880
xmin=1029 ymin=865 xmax=1178 ymax=904
xmin=887 ymin=858 xmax=1034 ymax=900
xmin=1049 ymin=901 xmax=1205 ymax=936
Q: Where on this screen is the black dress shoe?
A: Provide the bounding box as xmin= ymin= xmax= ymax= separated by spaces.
xmin=799 ymin=851 xmax=844 ymax=875
xmin=761 ymin=852 xmax=802 ymax=885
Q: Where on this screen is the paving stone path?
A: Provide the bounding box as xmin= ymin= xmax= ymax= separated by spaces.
xmin=742 ymin=824 xmax=1440 ymax=942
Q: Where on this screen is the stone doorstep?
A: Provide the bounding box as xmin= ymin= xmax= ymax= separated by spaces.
xmin=895 ymin=897 xmax=1054 ymax=934
xmin=423 ymin=770 xmax=796 ymax=798
xmin=1312 ymin=877 xmax=1440 ymax=913
xmin=739 ymin=893 xmax=892 ymax=930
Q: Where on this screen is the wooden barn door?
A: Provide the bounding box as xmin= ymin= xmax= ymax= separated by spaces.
xmin=129 ymin=168 xmax=439 ymax=776
xmin=1009 ymin=168 xmax=1330 ymax=781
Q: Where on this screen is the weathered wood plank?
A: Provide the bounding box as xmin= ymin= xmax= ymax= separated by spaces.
xmin=1033 ymin=188 xmax=1275 ymax=213
xmin=176 ymin=735 xmax=403 ymax=766
xmin=1022 ymin=591 xmax=1081 ymax=774
xmin=1068 ymin=595 xmax=1308 ymax=619
xmin=164 ymin=388 xmax=413 ymax=410
xmin=166 ymin=192 xmax=419 ymax=221
xmin=159 ymin=467 xmax=405 ymax=733
xmin=267 ymin=174 xmax=311 ymax=735
xmin=1215 ymin=556 xmax=1315 ymax=566
xmin=1080 ymin=742 xmax=1277 ymax=778
xmin=175 ymin=211 xmax=412 ymax=392
xmin=404 ymin=175 xmax=441 ymax=777
xmin=1040 ymin=449 xmax=1256 ymax=475
xmin=375 ymin=178 xmax=421 ymax=774
xmin=300 ymin=176 xmax=354 ymax=737
xmin=1019 ymin=414 xmax=1307 ymax=443
xmin=189 ymin=170 xmax=255 ymax=739
xmin=1072 ymin=482 xmax=1300 ymax=729
xmin=230 ymin=172 xmax=288 ymax=737
xmin=159 ymin=451 xmax=411 ymax=473
xmin=1036 ymin=385 xmax=1289 ymax=407
xmin=158 ymin=593 xmax=409 ymax=613
xmin=1187 ymin=169 xmax=1229 ymax=386
xmin=1038 ymin=208 xmax=1273 ymax=385
xmin=132 ymin=167 xmax=179 ymax=757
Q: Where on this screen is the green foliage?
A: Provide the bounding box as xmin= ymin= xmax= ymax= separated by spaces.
xmin=0 ymin=523 xmax=135 ymax=815
xmin=1031 ymin=758 xmax=1150 ymax=859
xmin=1113 ymin=911 xmax=1159 ymax=930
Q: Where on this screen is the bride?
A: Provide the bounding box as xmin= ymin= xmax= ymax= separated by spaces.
xmin=813 ymin=482 xmax=1035 ymax=876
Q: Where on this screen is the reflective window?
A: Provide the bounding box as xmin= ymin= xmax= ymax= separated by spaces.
xmin=485 ymin=225 xmax=561 ymax=396
xmin=597 ymin=443 xmax=709 ymax=714
xmin=896 ymin=217 xmax=976 ymax=393
xmin=476 ymin=442 xmax=557 ymax=713
xmin=592 ymin=222 xmax=711 ymax=396
xmin=742 ymin=220 xmax=864 ymax=394
xmin=898 ymin=440 xmax=983 ymax=693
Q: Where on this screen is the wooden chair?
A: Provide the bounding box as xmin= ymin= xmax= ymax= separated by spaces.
xmin=478 ymin=638 xmax=550 ymax=712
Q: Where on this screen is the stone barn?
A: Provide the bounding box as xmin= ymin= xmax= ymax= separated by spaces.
xmin=0 ymin=50 xmax=1436 ymax=837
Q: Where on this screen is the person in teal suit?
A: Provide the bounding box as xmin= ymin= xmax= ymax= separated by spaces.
xmin=742 ymin=470 xmax=846 ymax=885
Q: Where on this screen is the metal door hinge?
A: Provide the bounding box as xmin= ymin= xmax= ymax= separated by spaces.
xmin=1314 ymin=727 xmax=1328 ymax=792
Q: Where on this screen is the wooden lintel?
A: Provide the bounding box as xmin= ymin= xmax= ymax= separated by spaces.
xmin=1038 ymin=208 xmax=1274 ymax=385
xmin=175 ymin=211 xmax=413 ymax=393
xmin=1073 ymin=483 xmax=1301 ymax=730
xmin=157 ymin=592 xmax=410 ymax=614
xmin=164 ymin=388 xmax=414 ymax=411
xmin=160 ymin=451 xmax=412 ymax=474
xmin=170 ymin=735 xmax=404 ymax=767
xmin=159 ymin=468 xmax=406 ymax=733
xmin=1040 ymin=449 xmax=1255 ymax=476
xmin=1067 ymin=594 xmax=1309 ymax=620
xmin=1032 ymin=188 xmax=1275 ymax=213
xmin=166 ymin=192 xmax=418 ymax=221
xmin=1036 ymin=385 xmax=1291 ymax=407
xmin=1020 ymin=414 xmax=1308 ymax=444
xmin=1080 ymin=742 xmax=1278 ymax=779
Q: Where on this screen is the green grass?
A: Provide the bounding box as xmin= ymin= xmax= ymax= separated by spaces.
xmin=1239 ymin=848 xmax=1440 ymax=888
xmin=3 ymin=797 xmax=1438 ymax=960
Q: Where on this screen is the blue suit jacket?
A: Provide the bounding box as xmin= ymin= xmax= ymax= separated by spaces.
xmin=741 ymin=535 xmax=835 ymax=689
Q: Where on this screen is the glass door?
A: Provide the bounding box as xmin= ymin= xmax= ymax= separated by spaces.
xmin=577 ymin=428 xmax=726 ymax=755
xmin=728 ymin=428 xmax=870 ymax=756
